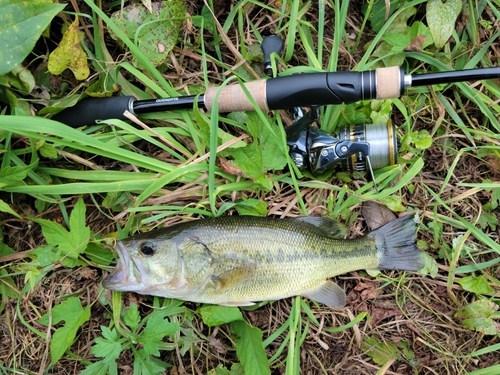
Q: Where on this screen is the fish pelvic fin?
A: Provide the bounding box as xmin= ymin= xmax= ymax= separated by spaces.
xmin=302 ymin=280 xmax=346 ymax=308
xmin=367 ymin=215 xmax=424 ymax=271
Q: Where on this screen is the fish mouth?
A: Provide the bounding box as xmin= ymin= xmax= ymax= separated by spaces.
xmin=103 ymin=241 xmax=143 ymax=291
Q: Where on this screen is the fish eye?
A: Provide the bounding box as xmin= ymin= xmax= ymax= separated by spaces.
xmin=140 ymin=242 xmax=155 ymax=256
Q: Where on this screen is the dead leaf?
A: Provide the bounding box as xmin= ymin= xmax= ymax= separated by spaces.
xmin=354 ymin=281 xmax=382 ymax=301
xmin=218 ymin=158 xmax=245 ymax=177
xmin=76 ymin=267 xmax=97 ymax=280
xmin=362 ymin=201 xmax=396 ymax=230
xmin=369 ymin=303 xmax=402 ymax=327
xmin=406 ymin=35 xmax=426 ymax=52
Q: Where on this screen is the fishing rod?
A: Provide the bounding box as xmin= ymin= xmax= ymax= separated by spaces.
xmin=52 ymin=65 xmax=500 ymax=128
xmin=50 ymin=34 xmax=500 ymax=187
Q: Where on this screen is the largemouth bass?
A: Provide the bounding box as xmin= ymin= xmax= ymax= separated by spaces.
xmin=103 ymin=215 xmax=424 ymax=307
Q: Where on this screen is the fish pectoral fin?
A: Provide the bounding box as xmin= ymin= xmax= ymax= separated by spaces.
xmin=302 ymin=280 xmax=346 ymax=308
xmin=289 ymin=217 xmax=344 ymax=239
xmin=212 ymin=264 xmax=256 ymax=292
xmin=219 ymin=301 xmax=256 ymax=307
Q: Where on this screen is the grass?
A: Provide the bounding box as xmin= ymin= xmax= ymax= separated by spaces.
xmin=1 ymin=0 xmax=500 ymax=374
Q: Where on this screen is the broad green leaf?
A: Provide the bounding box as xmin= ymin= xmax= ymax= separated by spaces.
xmin=457 ymin=275 xmax=495 ymax=295
xmin=382 ymin=34 xmax=411 ymax=53
xmin=33 ymin=196 xmax=90 ymax=267
xmin=0 ymin=199 xmax=21 ymax=218
xmin=230 ymin=320 xmax=270 ymax=375
xmin=85 ymin=242 xmax=115 ymax=266
xmin=221 ymin=112 xmax=287 ymax=190
xmin=80 ymin=361 xmax=116 ymax=375
xmin=69 ymin=196 xmax=89 ymax=239
xmin=491 ymin=187 xmax=500 ymax=210
xmin=0 ymin=164 xmax=35 ymax=188
xmin=48 ymin=17 xmax=89 ymax=80
xmin=200 ymin=305 xmax=243 ymax=327
xmin=208 ymin=364 xmax=245 ymax=375
xmin=221 ymin=145 xmax=273 ymax=190
xmin=408 ymin=130 xmax=433 ymax=150
xmin=478 ymin=212 xmax=499 ymax=231
xmin=230 ymin=364 xmax=245 ymax=375
xmin=11 ymin=64 xmax=35 ymax=92
xmin=82 ymin=326 xmax=125 ymax=375
xmin=234 ymin=199 xmax=268 ymax=216
xmin=38 ymin=297 xmax=91 ymax=364
xmin=419 ymin=252 xmax=439 ymax=278
xmin=361 ymin=336 xmax=401 ymax=365
xmin=455 ymin=300 xmax=500 ymax=335
xmin=379 ymin=195 xmax=405 ymax=212
xmin=123 ymin=303 xmax=141 ymax=332
xmin=381 ymin=21 xmax=433 ymax=53
xmin=371 ymin=7 xmax=416 ymax=66
xmin=38 ymin=142 xmax=58 ymax=159
xmin=110 ymin=0 xmax=186 ymax=67
xmin=91 ymin=326 xmax=125 ymax=361
xmin=0 ymin=242 xmax=16 ymax=257
xmin=426 ymin=0 xmax=462 ymax=48
xmin=0 ymin=269 xmax=18 ymax=300
xmin=0 ymin=0 xmax=65 ymax=75
xmin=133 ymin=349 xmax=169 ymax=375
xmin=363 ymin=0 xmax=406 ymax=33
xmin=138 ymin=312 xmax=181 ymax=356
xmin=28 ymin=244 xmax=58 ymax=267
xmin=208 ymin=365 xmax=231 ymax=375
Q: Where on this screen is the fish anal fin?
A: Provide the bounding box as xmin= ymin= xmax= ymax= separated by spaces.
xmin=213 ymin=264 xmax=256 ymax=292
xmin=303 ymin=280 xmax=346 ymax=308
xmin=290 ymin=217 xmax=344 ymax=239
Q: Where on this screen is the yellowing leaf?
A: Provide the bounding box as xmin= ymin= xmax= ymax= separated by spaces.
xmin=48 ymin=17 xmax=89 ymax=80
xmin=455 ymin=300 xmax=500 ymax=335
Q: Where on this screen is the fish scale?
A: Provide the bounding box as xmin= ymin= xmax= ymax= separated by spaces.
xmin=103 ymin=215 xmax=424 ymax=307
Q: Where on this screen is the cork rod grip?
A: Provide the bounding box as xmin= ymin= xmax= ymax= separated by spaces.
xmin=375 ymin=66 xmax=403 ymax=100
xmin=204 ymin=80 xmax=268 ymax=112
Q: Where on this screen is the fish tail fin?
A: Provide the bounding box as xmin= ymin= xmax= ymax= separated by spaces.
xmin=367 ymin=215 xmax=424 ymax=271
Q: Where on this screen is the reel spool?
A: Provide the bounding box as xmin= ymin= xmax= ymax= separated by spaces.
xmin=337 ymin=122 xmax=399 ymax=173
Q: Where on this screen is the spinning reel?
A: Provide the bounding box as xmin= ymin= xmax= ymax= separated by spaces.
xmin=285 ymin=107 xmax=398 ymax=181
xmin=262 ymin=36 xmax=398 ymax=185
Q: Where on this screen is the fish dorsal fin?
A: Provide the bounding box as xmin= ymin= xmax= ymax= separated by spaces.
xmin=302 ymin=280 xmax=346 ymax=307
xmin=290 ymin=217 xmax=344 ymax=239
xmin=212 ymin=264 xmax=257 ymax=292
